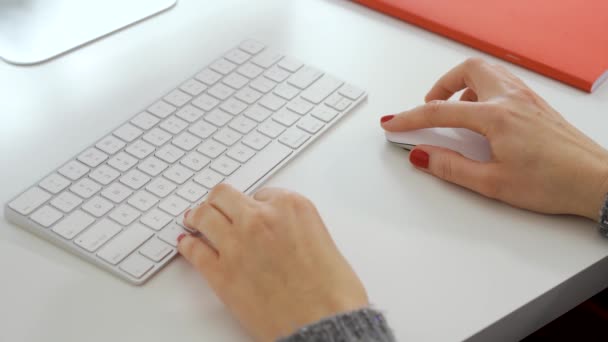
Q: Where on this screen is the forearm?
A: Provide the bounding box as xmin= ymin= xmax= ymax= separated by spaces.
xmin=277 ymin=308 xmax=396 ymax=342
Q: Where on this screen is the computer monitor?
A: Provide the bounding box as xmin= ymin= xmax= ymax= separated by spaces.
xmin=0 ymin=0 xmax=177 ymax=65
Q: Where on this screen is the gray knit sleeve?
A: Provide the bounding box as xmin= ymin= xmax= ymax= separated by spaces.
xmin=276 ymin=308 xmax=396 ymax=342
xmin=599 ymin=193 xmax=608 ymax=237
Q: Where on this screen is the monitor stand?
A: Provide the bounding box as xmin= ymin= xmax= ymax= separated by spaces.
xmin=0 ymin=0 xmax=177 ymax=65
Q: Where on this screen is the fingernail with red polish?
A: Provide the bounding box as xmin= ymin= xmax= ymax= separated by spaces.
xmin=380 ymin=115 xmax=395 ymax=124
xmin=184 ymin=209 xmax=191 ymax=219
xmin=177 ymin=233 xmax=186 ymax=243
xmin=410 ymin=149 xmax=430 ymax=169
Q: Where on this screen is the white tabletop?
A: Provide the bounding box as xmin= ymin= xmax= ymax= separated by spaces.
xmin=1 ymin=1 xmax=607 ymax=341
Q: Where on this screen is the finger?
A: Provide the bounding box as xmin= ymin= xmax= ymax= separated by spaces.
xmin=207 ymin=184 xmax=252 ymax=222
xmin=184 ymin=202 xmax=232 ymax=250
xmin=178 ymin=234 xmax=220 ymax=280
xmin=425 ymin=58 xmax=504 ymax=102
xmin=382 ymin=100 xmax=494 ymax=135
xmin=253 ymin=187 xmax=284 ymax=202
xmin=459 ymin=88 xmax=478 ymax=102
xmin=409 ymin=146 xmax=500 ymax=198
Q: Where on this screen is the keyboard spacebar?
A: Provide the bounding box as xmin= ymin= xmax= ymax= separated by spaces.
xmin=224 ymin=142 xmax=293 ymax=193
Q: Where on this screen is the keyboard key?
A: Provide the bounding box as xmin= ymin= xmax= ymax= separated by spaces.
xmin=82 ymin=196 xmax=114 ymax=217
xmin=52 ymin=210 xmax=95 ymax=240
xmin=310 ymin=105 xmax=339 ymax=123
xmin=229 ymin=116 xmax=257 ymax=134
xmin=138 ymin=156 xmax=168 ymax=177
xmin=109 ymin=204 xmax=141 ymax=226
xmin=141 ymin=208 xmax=173 ymax=231
xmin=227 ymin=144 xmax=256 ymax=163
xmin=279 ymin=128 xmax=311 ymax=149
xmin=204 ymin=108 xmax=233 ymax=127
xmin=120 ymin=170 xmax=151 ymax=190
xmin=119 ymin=253 xmax=154 ymax=278
xmin=213 ymin=127 xmax=242 ymax=146
xmin=210 ymin=155 xmax=240 ymax=176
xmin=235 ymin=86 xmax=263 ymax=104
xmin=78 ymin=147 xmax=108 ymax=167
xmin=89 ymin=165 xmax=120 ymax=186
xmin=192 ymin=93 xmax=220 ymax=111
xmin=176 ymin=105 xmax=204 ymax=123
xmin=324 ymin=93 xmax=352 ymax=111
xmin=159 ymin=195 xmax=190 ymax=216
xmin=181 ymin=151 xmax=210 ymax=171
xmin=194 ymin=67 xmax=221 ymax=85
xmin=272 ymin=108 xmax=301 ymax=127
xmin=98 ymin=223 xmax=153 ymax=265
xmin=220 ymin=98 xmax=248 ymax=116
xmin=71 ymin=178 xmax=102 ymax=199
xmin=237 ymin=62 xmax=264 ymax=79
xmin=101 ymin=182 xmax=133 ymax=203
xmin=288 ymin=66 xmax=324 ymax=89
xmin=160 ymin=116 xmax=188 ymax=135
xmin=251 ymin=50 xmax=282 ymax=68
xmin=51 ymin=191 xmax=83 ymax=213
xmin=193 ymin=168 xmax=224 ymax=189
xmin=300 ymin=75 xmax=343 ymax=104
xmin=146 ymin=177 xmax=176 ymax=198
xmin=273 ymin=83 xmax=300 ymax=100
xmin=158 ymin=223 xmax=186 ymax=247
xmin=250 ymin=76 xmax=277 ymax=93
xmin=188 ymin=120 xmax=217 ymax=139
xmin=128 ymin=191 xmax=159 ymax=211
xmin=239 ymin=40 xmax=265 ymax=54
xmin=155 ymin=144 xmax=185 ymax=164
xmin=96 ymin=135 xmax=126 ymax=155
xmin=208 ymin=83 xmax=235 ymax=101
xmin=143 ymin=128 xmax=172 ymax=147
xmin=114 ymin=123 xmax=143 ymax=142
xmin=131 ymin=112 xmax=160 ymax=130
xmin=125 ymin=139 xmax=155 ymax=159
xmin=242 ymin=131 xmax=271 ymax=151
xmin=297 ymin=116 xmax=325 ymax=134
xmin=75 ymin=218 xmax=122 ymax=252
xmin=223 ymin=72 xmax=249 ymax=90
xmin=287 ymin=97 xmax=314 ymax=115
xmin=259 ymin=93 xmax=286 ymax=111
xmin=210 ymin=58 xmax=237 ymax=75
xmin=180 ymin=78 xmax=207 ymax=96
xmin=225 ymin=48 xmax=251 ymax=64
xmin=264 ymin=65 xmax=290 ymax=83
xmin=108 ymin=152 xmax=138 ymax=172
xmin=139 ymin=238 xmax=173 ymax=262
xmin=338 ymin=84 xmax=364 ymax=100
xmin=148 ymin=100 xmax=176 ymax=118
xmin=278 ymin=57 xmax=303 ymax=72
xmin=224 ymin=142 xmax=292 ymax=193
xmin=164 ymin=89 xmax=192 ymax=107
xmin=163 ymin=164 xmax=194 ymax=185
xmin=244 ymin=104 xmax=273 ymax=123
xmin=30 ymin=205 xmax=63 ymax=228
xmin=172 ymin=132 xmax=201 ymax=151
xmin=177 ymin=181 xmax=208 ymax=203
xmin=39 ymin=173 xmax=70 ymax=194
xmin=59 ymin=161 xmax=89 ymax=181
xmin=258 ymin=120 xmax=286 ymax=138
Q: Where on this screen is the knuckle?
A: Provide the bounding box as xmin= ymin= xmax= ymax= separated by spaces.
xmin=464 ymin=57 xmax=485 ymax=70
xmin=478 ymin=170 xmax=502 ymax=199
xmin=434 ymin=154 xmax=454 ymax=181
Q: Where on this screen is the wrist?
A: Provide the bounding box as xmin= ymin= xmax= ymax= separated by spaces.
xmin=577 ymin=159 xmax=608 ymax=221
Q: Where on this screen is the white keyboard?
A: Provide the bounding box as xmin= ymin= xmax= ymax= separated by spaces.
xmin=4 ymin=40 xmax=366 ymax=285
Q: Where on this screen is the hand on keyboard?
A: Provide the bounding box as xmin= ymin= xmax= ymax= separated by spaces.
xmin=178 ymin=184 xmax=368 ymax=342
xmin=381 ymin=58 xmax=608 ymax=220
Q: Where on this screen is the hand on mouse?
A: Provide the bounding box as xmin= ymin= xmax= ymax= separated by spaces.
xmin=381 ymin=58 xmax=608 ymax=220
xmin=178 ymin=184 xmax=368 ymax=342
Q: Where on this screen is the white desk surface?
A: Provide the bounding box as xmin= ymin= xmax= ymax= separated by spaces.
xmin=1 ymin=1 xmax=607 ymax=341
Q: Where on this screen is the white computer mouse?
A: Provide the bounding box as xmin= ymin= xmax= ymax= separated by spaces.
xmin=385 ymin=128 xmax=492 ymax=162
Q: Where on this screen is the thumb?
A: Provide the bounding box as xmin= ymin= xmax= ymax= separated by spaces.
xmin=409 ymin=145 xmax=499 ymax=198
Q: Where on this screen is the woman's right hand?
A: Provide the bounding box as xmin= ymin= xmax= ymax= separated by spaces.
xmin=381 ymin=58 xmax=608 ymax=221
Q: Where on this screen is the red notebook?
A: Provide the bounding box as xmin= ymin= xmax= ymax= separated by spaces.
xmin=353 ymin=0 xmax=608 ymax=93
